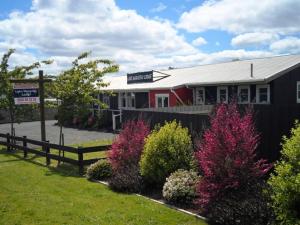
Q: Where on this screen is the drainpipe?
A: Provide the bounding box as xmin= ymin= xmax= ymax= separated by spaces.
xmin=171 ymin=89 xmax=185 ymax=106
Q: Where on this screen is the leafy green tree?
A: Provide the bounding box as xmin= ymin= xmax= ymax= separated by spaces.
xmin=51 ymin=52 xmax=118 ymax=159
xmin=0 ymin=49 xmax=52 ymax=135
xmin=52 ymin=51 xmax=118 ymax=125
xmin=269 ymin=121 xmax=300 ymax=225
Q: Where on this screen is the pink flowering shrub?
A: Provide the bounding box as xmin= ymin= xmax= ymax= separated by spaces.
xmin=196 ymin=103 xmax=272 ymax=211
xmin=108 ymin=119 xmax=150 ymax=192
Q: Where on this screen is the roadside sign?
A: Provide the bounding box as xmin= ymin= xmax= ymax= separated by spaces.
xmin=13 ymin=83 xmax=40 ymax=105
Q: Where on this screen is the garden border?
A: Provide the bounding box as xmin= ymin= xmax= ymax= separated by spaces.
xmin=91 ymin=179 xmax=207 ymax=221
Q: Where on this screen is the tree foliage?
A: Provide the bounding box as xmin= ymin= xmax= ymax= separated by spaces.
xmin=51 ymin=51 xmax=119 ymax=126
xmin=268 ymin=121 xmax=300 ymax=225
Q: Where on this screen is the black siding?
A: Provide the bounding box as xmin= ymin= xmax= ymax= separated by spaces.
xmin=135 ymin=92 xmax=149 ymax=108
xmin=271 ymin=66 xmax=300 ymax=106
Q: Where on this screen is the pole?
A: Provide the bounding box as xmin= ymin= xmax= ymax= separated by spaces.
xmin=39 ymin=70 xmax=46 ymax=143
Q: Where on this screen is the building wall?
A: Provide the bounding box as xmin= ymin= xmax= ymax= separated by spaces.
xmin=135 ymin=92 xmax=149 ymax=108
xmin=149 ymin=87 xmax=193 ymax=107
xmin=271 ymin=66 xmax=300 ymax=106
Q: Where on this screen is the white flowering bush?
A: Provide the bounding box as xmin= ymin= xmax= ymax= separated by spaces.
xmin=162 ymin=169 xmax=200 ymax=205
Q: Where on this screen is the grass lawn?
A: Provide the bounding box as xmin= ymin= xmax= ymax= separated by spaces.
xmin=0 ymin=144 xmax=207 ymax=225
xmin=49 ymin=139 xmax=113 ymax=160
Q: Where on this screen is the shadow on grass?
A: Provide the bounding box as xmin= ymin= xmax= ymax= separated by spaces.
xmin=0 ymin=148 xmax=82 ymax=178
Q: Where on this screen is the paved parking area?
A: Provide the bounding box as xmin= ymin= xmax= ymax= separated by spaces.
xmin=0 ymin=120 xmax=116 ymax=145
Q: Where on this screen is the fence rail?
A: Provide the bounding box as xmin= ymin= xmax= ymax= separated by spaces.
xmin=0 ymin=133 xmax=111 ymax=174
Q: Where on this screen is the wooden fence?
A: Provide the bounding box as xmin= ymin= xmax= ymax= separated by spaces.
xmin=0 ymin=133 xmax=111 ymax=174
xmin=122 ymin=104 xmax=300 ymax=162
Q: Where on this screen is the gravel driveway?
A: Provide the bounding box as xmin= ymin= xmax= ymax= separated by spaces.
xmin=0 ymin=120 xmax=116 ymax=145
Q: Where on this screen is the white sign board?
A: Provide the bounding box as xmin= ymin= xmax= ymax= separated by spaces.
xmin=13 ymin=83 xmax=40 ymax=105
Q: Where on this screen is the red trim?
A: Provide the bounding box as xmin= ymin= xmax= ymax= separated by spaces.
xmin=149 ymin=87 xmax=193 ymax=107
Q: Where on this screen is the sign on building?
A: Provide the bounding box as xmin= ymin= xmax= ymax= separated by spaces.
xmin=127 ymin=71 xmax=153 ymax=84
xmin=13 ymin=83 xmax=40 ymax=105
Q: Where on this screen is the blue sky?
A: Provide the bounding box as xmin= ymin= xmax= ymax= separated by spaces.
xmin=0 ymin=0 xmax=299 ymax=74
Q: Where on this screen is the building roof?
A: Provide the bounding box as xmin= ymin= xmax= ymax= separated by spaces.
xmin=102 ymin=54 xmax=300 ymax=91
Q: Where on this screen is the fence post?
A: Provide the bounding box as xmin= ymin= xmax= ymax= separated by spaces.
xmin=78 ymin=147 xmax=83 ymax=175
xmin=6 ymin=133 xmax=10 ymax=152
xmin=23 ymin=136 xmax=27 ymax=158
xmin=45 ymin=141 xmax=50 ymax=166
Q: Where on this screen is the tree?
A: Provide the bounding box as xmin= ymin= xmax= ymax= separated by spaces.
xmin=51 ymin=52 xmax=118 ymax=160
xmin=195 ymin=103 xmax=272 ymax=219
xmin=52 ymin=52 xmax=118 ymax=126
xmin=268 ymin=121 xmax=300 ymax=225
xmin=0 ymin=49 xmax=52 ymax=135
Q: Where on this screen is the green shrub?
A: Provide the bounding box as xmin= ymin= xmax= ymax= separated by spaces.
xmin=86 ymin=160 xmax=112 ymax=180
xmin=162 ymin=169 xmax=200 ymax=205
xmin=140 ymin=120 xmax=194 ymax=186
xmin=268 ymin=121 xmax=300 ymax=225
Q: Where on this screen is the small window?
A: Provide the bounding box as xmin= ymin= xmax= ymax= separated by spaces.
xmin=156 ymin=94 xmax=169 ymax=108
xmin=217 ymin=86 xmax=228 ymax=103
xmin=127 ymin=92 xmax=135 ymax=108
xmin=296 ymin=81 xmax=300 ymax=103
xmin=120 ymin=92 xmax=126 ymax=108
xmin=256 ymin=85 xmax=270 ymax=104
xmin=103 ymin=94 xmax=110 ymax=107
xmin=119 ymin=92 xmax=135 ymax=108
xmin=238 ymin=86 xmax=250 ymax=103
xmin=195 ymin=87 xmax=205 ymax=105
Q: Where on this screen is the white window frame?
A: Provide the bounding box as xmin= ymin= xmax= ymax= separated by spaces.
xmin=155 ymin=94 xmax=169 ymax=108
xmin=118 ymin=92 xmax=135 ymax=109
xmin=194 ymin=87 xmax=205 ymax=105
xmin=217 ymin=86 xmax=228 ymax=103
xmin=256 ymin=84 xmax=270 ymax=104
xmin=103 ymin=94 xmax=110 ymax=107
xmin=238 ymin=85 xmax=250 ymax=104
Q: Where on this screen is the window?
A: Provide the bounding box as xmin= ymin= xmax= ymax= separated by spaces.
xmin=103 ymin=94 xmax=110 ymax=107
xmin=217 ymin=86 xmax=228 ymax=103
xmin=238 ymin=86 xmax=250 ymax=103
xmin=155 ymin=94 xmax=169 ymax=108
xmin=120 ymin=93 xmax=126 ymax=107
xmin=297 ymin=81 xmax=300 ymax=103
xmin=256 ymin=85 xmax=270 ymax=104
xmin=195 ymin=87 xmax=205 ymax=105
xmin=119 ymin=92 xmax=135 ymax=108
xmin=127 ymin=92 xmax=135 ymax=108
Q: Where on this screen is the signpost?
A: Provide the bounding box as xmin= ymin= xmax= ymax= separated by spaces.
xmin=13 ymin=83 xmax=40 ymax=105
xmin=10 ymin=70 xmax=51 ymax=143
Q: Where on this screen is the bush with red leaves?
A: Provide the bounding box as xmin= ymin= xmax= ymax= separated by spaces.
xmin=108 ymin=119 xmax=150 ymax=192
xmin=195 ymin=103 xmax=272 ymax=218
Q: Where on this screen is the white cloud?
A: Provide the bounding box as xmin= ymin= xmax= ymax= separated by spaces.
xmin=231 ymin=32 xmax=279 ymax=47
xmin=270 ymin=37 xmax=300 ymax=54
xmin=192 ymin=37 xmax=207 ymax=46
xmin=178 ymin=0 xmax=300 ymax=34
xmin=150 ymin=2 xmax=167 ymax=13
xmin=0 ymin=0 xmax=287 ymax=76
xmin=0 ymin=0 xmax=199 ymax=74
